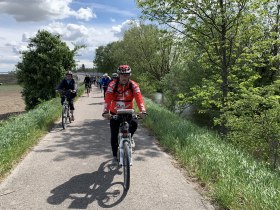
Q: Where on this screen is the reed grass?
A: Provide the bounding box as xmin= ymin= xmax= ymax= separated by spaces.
xmin=143 ymin=99 xmax=280 ymax=210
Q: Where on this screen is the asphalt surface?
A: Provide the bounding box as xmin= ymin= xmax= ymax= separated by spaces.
xmin=0 ymin=86 xmax=215 ymax=210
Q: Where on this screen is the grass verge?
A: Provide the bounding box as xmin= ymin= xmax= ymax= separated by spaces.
xmin=0 ymin=85 xmax=84 ymax=179
xmin=0 ymin=98 xmax=61 ymax=178
xmin=143 ymin=99 xmax=280 ymax=210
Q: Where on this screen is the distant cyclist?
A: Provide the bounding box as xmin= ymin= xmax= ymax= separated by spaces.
xmin=57 ymin=71 xmax=77 ymax=121
xmin=102 ymin=65 xmax=147 ymax=163
xmin=110 ymin=73 xmax=119 ymax=84
xmin=84 ymin=74 xmax=91 ymax=91
xmin=101 ymin=73 xmax=111 ymax=98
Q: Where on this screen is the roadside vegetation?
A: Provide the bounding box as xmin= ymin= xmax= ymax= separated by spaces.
xmin=0 ymin=86 xmax=84 ymax=179
xmin=143 ymin=99 xmax=280 ymax=210
xmin=0 ymin=98 xmax=61 ymax=178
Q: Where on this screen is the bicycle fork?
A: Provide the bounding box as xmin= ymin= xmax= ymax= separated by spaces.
xmin=118 ymin=134 xmax=133 ymax=166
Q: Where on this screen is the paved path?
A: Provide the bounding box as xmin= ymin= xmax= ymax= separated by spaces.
xmin=0 ymin=86 xmax=215 ymax=210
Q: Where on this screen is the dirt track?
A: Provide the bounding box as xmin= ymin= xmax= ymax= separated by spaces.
xmin=0 ymin=86 xmax=215 ymax=210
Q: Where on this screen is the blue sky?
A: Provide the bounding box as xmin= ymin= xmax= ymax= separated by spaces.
xmin=0 ymin=0 xmax=142 ymax=72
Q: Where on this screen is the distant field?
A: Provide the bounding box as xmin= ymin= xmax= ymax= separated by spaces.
xmin=0 ymin=85 xmax=25 ymax=120
xmin=0 ymin=84 xmax=21 ymax=91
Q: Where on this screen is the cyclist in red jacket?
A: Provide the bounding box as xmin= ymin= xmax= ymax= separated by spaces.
xmin=102 ymin=65 xmax=147 ymax=162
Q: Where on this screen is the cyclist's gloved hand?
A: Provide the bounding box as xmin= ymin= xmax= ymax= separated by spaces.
xmin=139 ymin=112 xmax=147 ymax=119
xmin=102 ymin=111 xmax=111 ymax=120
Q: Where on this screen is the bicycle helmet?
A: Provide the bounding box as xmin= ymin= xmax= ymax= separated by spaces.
xmin=117 ymin=65 xmax=131 ymax=74
xmin=66 ymin=70 xmax=73 ymax=75
xmin=112 ymin=73 xmax=118 ymax=78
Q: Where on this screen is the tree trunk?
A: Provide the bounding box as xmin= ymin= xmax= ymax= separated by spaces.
xmin=220 ymin=0 xmax=228 ymax=135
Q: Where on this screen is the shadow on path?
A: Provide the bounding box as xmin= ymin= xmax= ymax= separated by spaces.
xmin=35 ymin=119 xmax=162 ymax=162
xmin=47 ymin=160 xmax=127 ymax=209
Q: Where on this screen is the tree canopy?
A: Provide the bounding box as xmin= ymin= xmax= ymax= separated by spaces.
xmin=16 ymin=30 xmax=77 ymax=109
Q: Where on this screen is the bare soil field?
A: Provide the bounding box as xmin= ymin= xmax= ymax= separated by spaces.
xmin=0 ymin=85 xmax=25 ymax=120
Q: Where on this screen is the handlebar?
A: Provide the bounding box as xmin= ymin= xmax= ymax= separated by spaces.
xmin=57 ymin=89 xmax=76 ymax=97
xmin=57 ymin=89 xmax=75 ymax=94
xmin=103 ymin=109 xmax=147 ymax=120
xmin=111 ymin=114 xmax=142 ymax=120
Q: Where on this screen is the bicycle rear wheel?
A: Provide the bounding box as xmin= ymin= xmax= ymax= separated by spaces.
xmin=123 ymin=141 xmax=130 ymax=191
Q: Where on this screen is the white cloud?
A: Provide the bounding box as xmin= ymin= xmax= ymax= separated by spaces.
xmin=0 ymin=0 xmax=96 ymax=22
xmin=0 ymin=0 xmax=141 ymax=72
xmin=111 ymin=20 xmax=139 ymax=37
xmin=43 ymin=22 xmax=89 ymax=41
xmin=75 ymin=7 xmax=96 ymax=21
xmin=5 ymin=41 xmax=27 ymax=54
xmin=0 ymin=54 xmax=20 ymax=72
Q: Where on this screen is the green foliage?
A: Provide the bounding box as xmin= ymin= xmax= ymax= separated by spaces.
xmin=94 ymin=42 xmax=122 ymax=74
xmin=144 ymin=99 xmax=280 ymax=209
xmin=223 ymin=81 xmax=280 ymax=168
xmin=136 ymin=73 xmax=157 ymax=94
xmin=161 ymin=52 xmax=206 ymax=111
xmin=16 ymin=30 xmax=77 ymax=109
xmin=94 ymin=23 xmax=178 ymax=93
xmin=138 ymin=0 xmax=280 ymax=140
xmin=0 ymin=98 xmax=61 ymax=177
xmin=137 ymin=0 xmax=251 ymax=127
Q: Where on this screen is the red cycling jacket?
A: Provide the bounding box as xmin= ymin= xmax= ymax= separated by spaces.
xmin=104 ymin=79 xmax=146 ymax=114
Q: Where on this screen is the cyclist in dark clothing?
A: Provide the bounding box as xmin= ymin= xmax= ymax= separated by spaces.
xmin=57 ymin=71 xmax=77 ymax=121
xmin=84 ymin=74 xmax=91 ymax=90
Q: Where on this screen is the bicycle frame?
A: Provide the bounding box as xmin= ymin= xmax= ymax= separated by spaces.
xmin=61 ymin=91 xmax=72 ymax=129
xmin=118 ymin=129 xmax=132 ymax=166
xmin=113 ymin=109 xmax=134 ymax=166
xmin=63 ymin=99 xmax=70 ymax=113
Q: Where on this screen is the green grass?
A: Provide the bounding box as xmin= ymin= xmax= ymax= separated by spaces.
xmin=0 ymin=98 xmax=61 ymax=178
xmin=0 ymin=84 xmax=22 ymax=92
xmin=143 ymin=98 xmax=280 ymax=210
xmin=0 ymin=84 xmax=84 ymax=179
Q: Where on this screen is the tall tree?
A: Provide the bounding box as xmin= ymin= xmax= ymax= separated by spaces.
xmin=137 ymin=0 xmax=248 ymax=132
xmin=94 ymin=24 xmax=179 ymax=92
xmin=122 ymin=24 xmax=178 ymax=83
xmin=94 ymin=42 xmax=123 ymax=74
xmin=16 ymin=30 xmax=77 ymax=109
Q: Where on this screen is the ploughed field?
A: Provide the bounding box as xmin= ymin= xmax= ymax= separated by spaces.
xmin=0 ymin=85 xmax=25 ymax=120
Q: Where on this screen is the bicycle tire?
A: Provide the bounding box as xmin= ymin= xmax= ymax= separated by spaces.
xmin=123 ymin=141 xmax=130 ymax=191
xmin=67 ymin=107 xmax=72 ymax=123
xmin=87 ymin=87 xmax=90 ymax=96
xmin=62 ymin=107 xmax=67 ymax=129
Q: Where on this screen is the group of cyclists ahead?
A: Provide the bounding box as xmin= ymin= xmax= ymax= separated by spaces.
xmin=56 ymin=65 xmax=147 ymax=163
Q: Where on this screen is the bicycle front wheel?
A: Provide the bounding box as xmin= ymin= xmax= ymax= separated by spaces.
xmin=62 ymin=107 xmax=67 ymax=129
xmin=123 ymin=141 xmax=130 ymax=191
xmin=87 ymin=87 xmax=90 ymax=96
xmin=67 ymin=107 xmax=72 ymax=123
